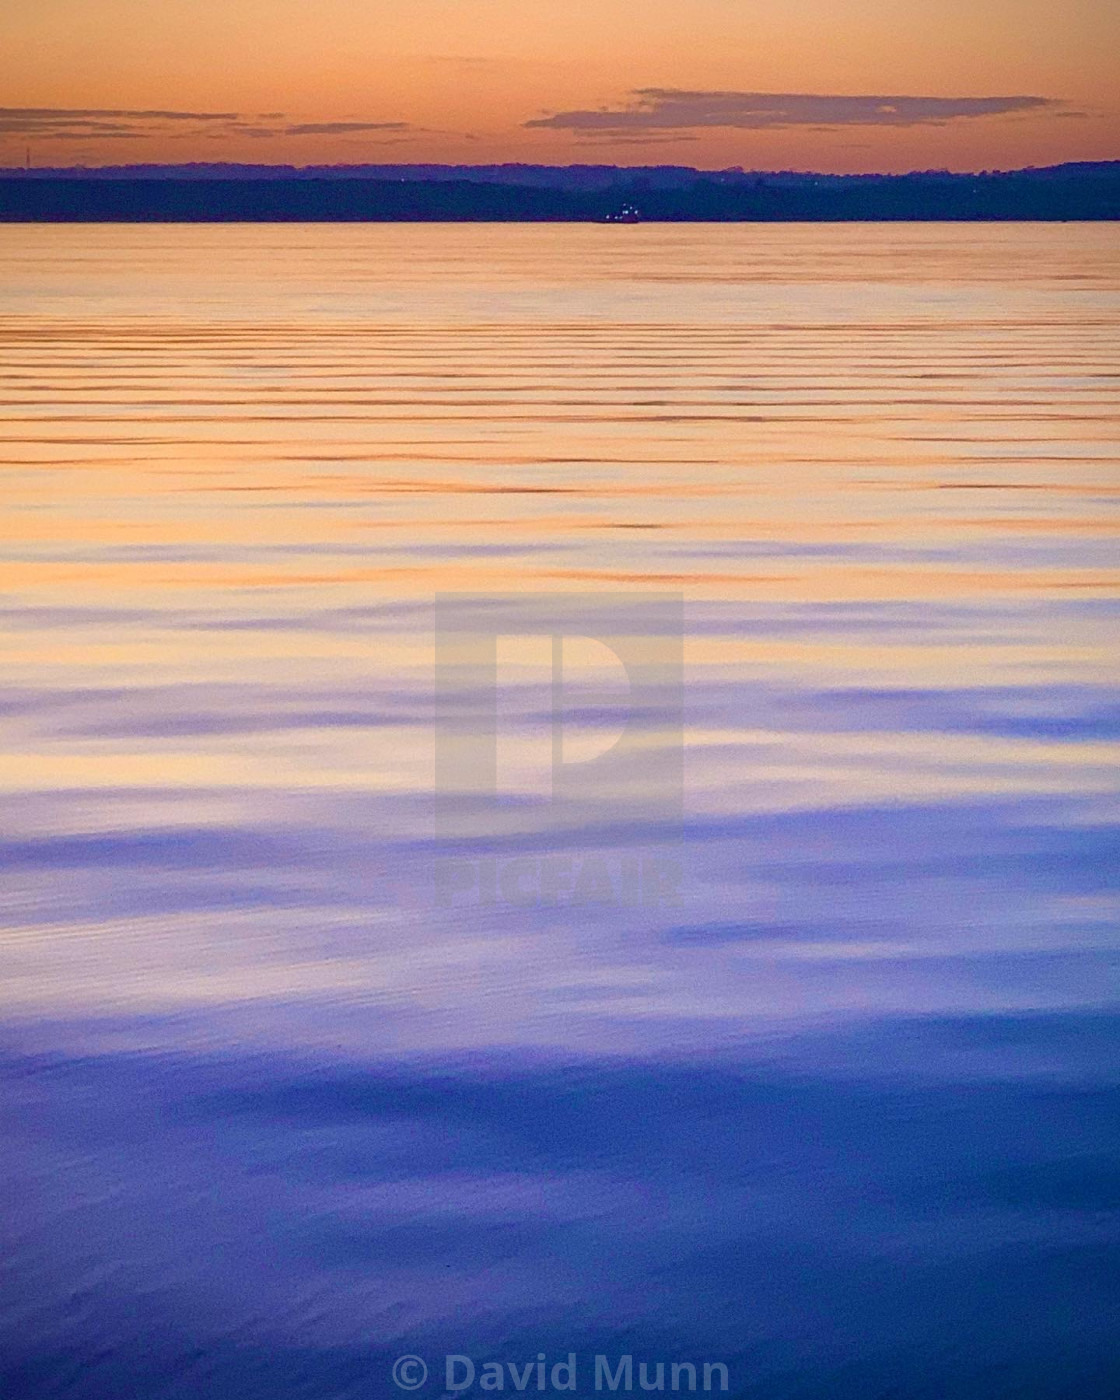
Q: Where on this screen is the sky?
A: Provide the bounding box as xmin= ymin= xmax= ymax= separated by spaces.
xmin=1 ymin=0 xmax=1119 ymax=172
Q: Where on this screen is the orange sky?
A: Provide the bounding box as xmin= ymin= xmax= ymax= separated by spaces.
xmin=2 ymin=0 xmax=1118 ymax=172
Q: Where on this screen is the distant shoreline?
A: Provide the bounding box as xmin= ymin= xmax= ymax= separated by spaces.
xmin=1 ymin=162 xmax=1118 ymax=221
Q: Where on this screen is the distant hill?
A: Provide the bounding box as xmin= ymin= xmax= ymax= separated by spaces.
xmin=1 ymin=160 xmax=1117 ymax=221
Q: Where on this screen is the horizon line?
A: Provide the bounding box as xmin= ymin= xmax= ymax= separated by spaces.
xmin=2 ymin=157 xmax=1119 ymax=180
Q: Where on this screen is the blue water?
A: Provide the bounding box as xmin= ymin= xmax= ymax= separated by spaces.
xmin=0 ymin=223 xmax=1118 ymax=1398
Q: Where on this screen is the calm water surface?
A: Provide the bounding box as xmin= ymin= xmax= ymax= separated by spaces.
xmin=1 ymin=224 xmax=1118 ymax=1397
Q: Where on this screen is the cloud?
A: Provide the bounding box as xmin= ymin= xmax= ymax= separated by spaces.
xmin=0 ymin=106 xmax=237 ymax=139
xmin=0 ymin=108 xmax=411 ymax=143
xmin=525 ymin=90 xmax=1060 ymax=133
xmin=574 ymin=131 xmax=700 ymax=145
xmin=0 ymin=107 xmax=237 ymax=123
xmin=282 ymin=121 xmax=410 ymax=136
xmin=425 ymin=55 xmax=504 ymax=69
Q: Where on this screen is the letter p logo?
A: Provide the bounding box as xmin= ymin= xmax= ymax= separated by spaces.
xmin=434 ymin=593 xmax=683 ymax=854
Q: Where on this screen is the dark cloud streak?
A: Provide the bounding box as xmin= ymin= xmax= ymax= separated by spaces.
xmin=525 ymin=90 xmax=1060 ymax=133
xmin=0 ymin=107 xmax=237 ymax=121
xmin=284 ymin=122 xmax=410 ymax=136
xmin=0 ymin=108 xmax=412 ymax=143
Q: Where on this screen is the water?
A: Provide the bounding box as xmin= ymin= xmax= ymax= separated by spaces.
xmin=1 ymin=223 xmax=1118 ymax=1397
